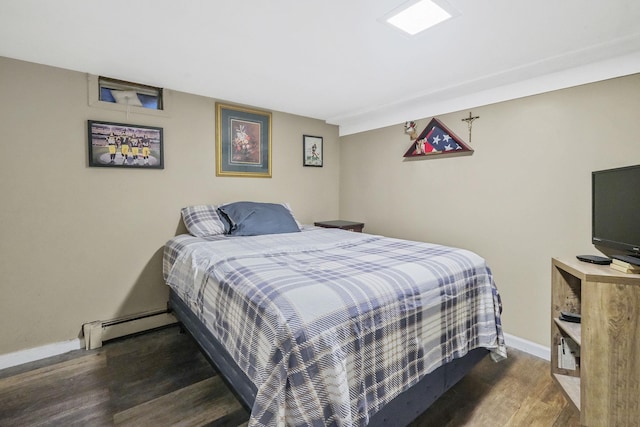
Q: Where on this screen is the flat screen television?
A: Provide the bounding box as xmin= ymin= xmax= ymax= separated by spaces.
xmin=592 ymin=164 xmax=640 ymax=259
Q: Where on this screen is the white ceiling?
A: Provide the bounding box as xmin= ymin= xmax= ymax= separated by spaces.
xmin=2 ymin=0 xmax=640 ymax=135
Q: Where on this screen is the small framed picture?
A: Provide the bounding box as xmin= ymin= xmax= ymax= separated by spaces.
xmin=87 ymin=120 xmax=164 ymax=169
xmin=303 ymin=135 xmax=323 ymax=167
xmin=216 ymin=103 xmax=272 ymax=178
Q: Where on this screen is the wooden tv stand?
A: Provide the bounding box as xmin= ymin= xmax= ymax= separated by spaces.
xmin=550 ymin=257 xmax=640 ymax=426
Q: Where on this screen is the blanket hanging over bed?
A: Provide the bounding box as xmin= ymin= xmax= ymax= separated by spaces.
xmin=164 ymin=228 xmax=506 ymax=427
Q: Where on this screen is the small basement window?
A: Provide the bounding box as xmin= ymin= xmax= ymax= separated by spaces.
xmin=98 ymin=77 xmax=163 ymax=110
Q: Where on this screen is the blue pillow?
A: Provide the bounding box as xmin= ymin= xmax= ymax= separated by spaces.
xmin=217 ymin=202 xmax=300 ymax=236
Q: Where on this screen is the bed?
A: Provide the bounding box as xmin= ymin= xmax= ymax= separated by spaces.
xmin=163 ymin=203 xmax=506 ymax=427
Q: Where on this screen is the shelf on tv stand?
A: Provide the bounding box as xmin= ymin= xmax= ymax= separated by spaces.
xmin=553 ymin=318 xmax=581 ymax=345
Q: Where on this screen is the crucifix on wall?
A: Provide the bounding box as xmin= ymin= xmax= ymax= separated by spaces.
xmin=461 ymin=111 xmax=479 ymax=143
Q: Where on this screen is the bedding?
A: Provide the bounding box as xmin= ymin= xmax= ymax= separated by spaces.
xmin=181 ymin=205 xmax=227 ymax=237
xmin=163 ymin=227 xmax=506 ymax=427
xmin=181 ymin=202 xmax=302 ymax=237
xmin=217 ymin=201 xmax=300 ymax=236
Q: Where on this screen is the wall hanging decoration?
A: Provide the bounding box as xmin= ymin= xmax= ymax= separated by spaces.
xmin=87 ymin=120 xmax=164 ymax=169
xmin=216 ymin=103 xmax=272 ymax=178
xmin=403 ymin=117 xmax=473 ymax=158
xmin=303 ymin=135 xmax=323 ymax=167
xmin=404 ymin=121 xmax=418 ymax=140
xmin=461 ymin=111 xmax=480 ymax=142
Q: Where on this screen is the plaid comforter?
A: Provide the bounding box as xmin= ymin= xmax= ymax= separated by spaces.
xmin=164 ymin=228 xmax=506 ymax=427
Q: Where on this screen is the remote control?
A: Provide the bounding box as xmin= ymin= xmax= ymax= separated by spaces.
xmin=576 ymin=255 xmax=611 ymax=265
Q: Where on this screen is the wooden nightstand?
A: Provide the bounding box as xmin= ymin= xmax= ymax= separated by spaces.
xmin=314 ymin=220 xmax=364 ymax=232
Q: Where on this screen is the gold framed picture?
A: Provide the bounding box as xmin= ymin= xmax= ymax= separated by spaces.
xmin=216 ymin=103 xmax=272 ymax=177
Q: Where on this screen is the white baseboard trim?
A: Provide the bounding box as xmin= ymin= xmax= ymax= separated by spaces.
xmin=1 ymin=310 xmax=177 ymax=371
xmin=1 ymin=328 xmax=549 ymax=372
xmin=503 ymin=332 xmax=550 ymax=361
xmin=0 ymin=338 xmax=84 ymax=371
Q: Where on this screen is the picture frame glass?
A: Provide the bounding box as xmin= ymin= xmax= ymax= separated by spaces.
xmin=303 ymin=135 xmax=323 ymax=167
xmin=87 ymin=120 xmax=164 ymax=169
xmin=216 ymin=103 xmax=272 ymax=177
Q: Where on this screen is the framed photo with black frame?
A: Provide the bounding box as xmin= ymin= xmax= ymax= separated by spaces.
xmin=303 ymin=135 xmax=323 ymax=167
xmin=87 ymin=120 xmax=164 ymax=169
xmin=216 ymin=103 xmax=272 ymax=178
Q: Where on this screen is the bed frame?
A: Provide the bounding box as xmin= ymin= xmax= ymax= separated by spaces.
xmin=169 ymin=289 xmax=488 ymax=426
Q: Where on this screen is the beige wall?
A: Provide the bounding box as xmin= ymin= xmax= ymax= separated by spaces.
xmin=2 ymin=54 xmax=640 ymax=357
xmin=339 ymin=74 xmax=640 ymax=347
xmin=0 ymin=57 xmax=340 ymax=355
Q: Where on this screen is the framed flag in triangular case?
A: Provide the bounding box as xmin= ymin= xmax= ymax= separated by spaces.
xmin=403 ymin=117 xmax=473 ymax=158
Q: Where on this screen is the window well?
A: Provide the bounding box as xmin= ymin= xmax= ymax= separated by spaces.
xmin=98 ymin=77 xmax=163 ymax=110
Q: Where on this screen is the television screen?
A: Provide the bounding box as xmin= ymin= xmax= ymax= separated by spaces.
xmin=592 ymin=164 xmax=640 ymax=256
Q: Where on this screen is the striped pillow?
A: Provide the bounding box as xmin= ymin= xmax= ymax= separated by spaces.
xmin=181 ymin=205 xmax=226 ymax=237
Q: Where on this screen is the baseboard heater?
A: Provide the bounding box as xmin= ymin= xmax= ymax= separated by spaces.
xmin=82 ymin=308 xmax=177 ymax=350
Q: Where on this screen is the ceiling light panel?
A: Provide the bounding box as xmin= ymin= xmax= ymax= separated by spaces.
xmin=384 ymin=0 xmax=458 ymax=35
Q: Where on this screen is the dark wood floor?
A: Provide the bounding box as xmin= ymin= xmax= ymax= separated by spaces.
xmin=0 ymin=325 xmax=579 ymax=426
